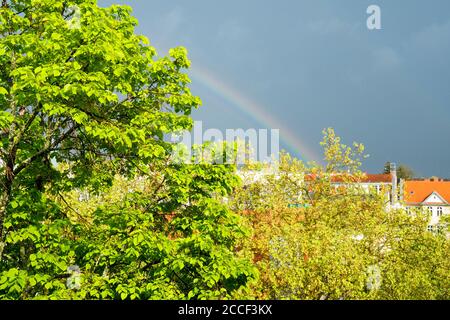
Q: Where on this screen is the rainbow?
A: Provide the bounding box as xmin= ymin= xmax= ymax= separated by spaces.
xmin=189 ymin=64 xmax=323 ymax=163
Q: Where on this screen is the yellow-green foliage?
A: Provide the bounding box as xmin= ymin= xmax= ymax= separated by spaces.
xmin=231 ymin=130 xmax=449 ymax=300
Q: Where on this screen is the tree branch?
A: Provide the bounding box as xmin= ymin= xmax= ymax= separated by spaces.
xmin=11 ymin=104 xmax=42 ymax=151
xmin=14 ymin=124 xmax=79 ymax=176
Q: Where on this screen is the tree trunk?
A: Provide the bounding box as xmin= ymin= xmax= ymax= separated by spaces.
xmin=0 ymin=161 xmax=13 ymax=260
xmin=0 ymin=35 xmax=16 ymax=261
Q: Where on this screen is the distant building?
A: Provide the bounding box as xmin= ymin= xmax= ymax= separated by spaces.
xmin=329 ymin=172 xmax=398 ymax=207
xmin=239 ymin=163 xmax=399 ymax=207
xmin=402 ymin=178 xmax=450 ymax=232
xmin=322 ymin=163 xmax=399 ymax=208
xmin=238 ymin=164 xmax=450 ymax=233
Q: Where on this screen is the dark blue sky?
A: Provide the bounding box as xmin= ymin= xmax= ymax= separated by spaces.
xmin=100 ymin=0 xmax=450 ymax=177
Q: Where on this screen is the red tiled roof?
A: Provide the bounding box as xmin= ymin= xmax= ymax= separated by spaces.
xmin=305 ymin=173 xmax=393 ymax=183
xmin=361 ymin=174 xmax=393 ymax=183
xmin=404 ymin=180 xmax=450 ymax=204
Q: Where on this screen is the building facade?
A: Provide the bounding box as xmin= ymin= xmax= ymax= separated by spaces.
xmin=402 ymin=178 xmax=450 ymax=232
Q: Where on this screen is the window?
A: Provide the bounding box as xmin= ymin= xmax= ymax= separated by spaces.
xmin=427 ymin=225 xmax=434 ymax=232
xmin=376 ymin=185 xmax=381 ymax=194
xmin=437 ymin=207 xmax=443 ymax=217
xmin=427 ymin=207 xmax=433 ymax=214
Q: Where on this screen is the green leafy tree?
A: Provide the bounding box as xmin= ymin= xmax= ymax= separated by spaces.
xmin=397 ymin=165 xmax=416 ymax=180
xmin=321 ymin=128 xmax=367 ymax=174
xmin=0 ymin=0 xmax=256 ymax=299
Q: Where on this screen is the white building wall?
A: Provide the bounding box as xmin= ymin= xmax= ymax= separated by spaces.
xmin=425 ymin=206 xmax=450 ymax=226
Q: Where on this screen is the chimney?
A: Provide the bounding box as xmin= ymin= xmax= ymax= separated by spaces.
xmin=390 ymin=162 xmax=397 ymax=205
xmin=399 ymin=178 xmax=404 ymax=202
